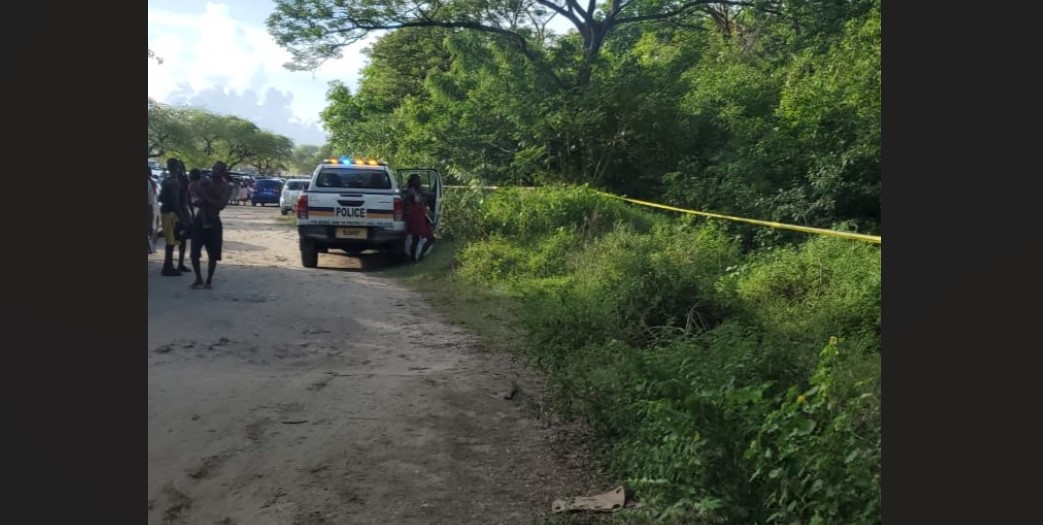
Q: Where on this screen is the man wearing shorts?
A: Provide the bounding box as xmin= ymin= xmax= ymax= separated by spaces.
xmin=189 ymin=161 xmax=230 ymax=289
xmin=175 ymin=165 xmax=193 ymax=272
xmin=158 ymin=159 xmax=186 ymax=276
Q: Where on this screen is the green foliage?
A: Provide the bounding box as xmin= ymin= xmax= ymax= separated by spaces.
xmin=479 ymin=187 xmax=658 ymax=242
xmin=148 ymin=101 xmax=302 ymax=173
xmin=438 ymin=187 xmax=492 ymax=242
xmin=287 ymin=0 xmax=883 ymax=519
xmin=436 ymin=187 xmax=880 ymax=524
xmin=287 ymin=144 xmax=333 ymax=175
xmin=747 ymin=340 xmax=881 ymax=525
xmin=147 ymin=98 xmax=188 ymax=158
xmin=730 ymin=237 xmax=882 ymax=353
xmin=457 ymin=235 xmax=536 ymax=285
xmin=250 ymin=132 xmax=296 ymax=176
xmin=299 ymin=1 xmax=880 ymax=233
xmin=562 ymin=221 xmax=742 ymax=345
xmin=775 ymin=5 xmax=882 ymax=231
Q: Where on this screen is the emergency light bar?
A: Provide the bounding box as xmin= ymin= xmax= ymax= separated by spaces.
xmin=324 ymin=156 xmax=386 ymax=166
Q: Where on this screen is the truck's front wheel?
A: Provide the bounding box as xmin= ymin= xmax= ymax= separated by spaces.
xmin=301 ymin=241 xmax=318 ymax=268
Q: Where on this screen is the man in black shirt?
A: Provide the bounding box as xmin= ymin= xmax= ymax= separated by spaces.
xmin=174 ymin=162 xmax=193 ymax=272
xmin=158 ymin=158 xmax=186 ymax=276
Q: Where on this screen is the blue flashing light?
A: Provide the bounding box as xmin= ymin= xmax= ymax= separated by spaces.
xmin=339 ymin=156 xmax=352 ymax=165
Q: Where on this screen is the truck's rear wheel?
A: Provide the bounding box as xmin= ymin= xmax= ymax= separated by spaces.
xmin=301 ymin=241 xmax=318 ymax=268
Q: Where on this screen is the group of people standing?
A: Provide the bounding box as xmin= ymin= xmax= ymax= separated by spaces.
xmin=227 ymin=176 xmax=252 ymax=206
xmin=149 ymin=159 xmax=230 ymax=289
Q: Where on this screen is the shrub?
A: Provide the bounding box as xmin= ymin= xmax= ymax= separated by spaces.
xmin=480 ymin=186 xmax=659 ymax=241
xmin=747 ymin=339 xmax=881 ymax=525
xmin=440 ymin=187 xmax=492 ymax=241
xmin=570 ymin=221 xmax=742 ymax=346
xmin=441 ymin=186 xmax=880 ymax=524
xmin=729 ymin=237 xmax=881 ymax=353
xmin=455 ymin=235 xmax=531 ymax=285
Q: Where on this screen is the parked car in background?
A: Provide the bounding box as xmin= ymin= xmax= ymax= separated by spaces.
xmin=280 ymin=179 xmax=310 ymax=215
xmin=199 ymin=169 xmax=248 ymax=180
xmin=251 ymin=178 xmax=283 ymax=207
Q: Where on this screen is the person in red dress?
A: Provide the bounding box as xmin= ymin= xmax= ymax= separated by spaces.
xmin=404 ymin=174 xmax=435 ymax=262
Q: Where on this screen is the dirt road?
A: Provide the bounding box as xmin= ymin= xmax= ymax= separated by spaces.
xmin=148 ymin=206 xmax=596 ymax=525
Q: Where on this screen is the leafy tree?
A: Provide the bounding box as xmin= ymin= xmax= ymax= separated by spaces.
xmin=299 ymin=0 xmax=880 ymax=232
xmin=267 ymin=0 xmax=782 ymax=88
xmin=217 ymin=117 xmax=263 ymax=169
xmin=320 ymin=81 xmax=364 ymax=153
xmin=150 ymin=105 xmax=296 ymax=173
xmin=288 ymin=144 xmax=331 ymax=175
xmin=147 ymin=98 xmax=186 ymax=158
xmin=250 ymin=132 xmax=296 ymax=176
xmin=775 ymin=1 xmax=881 ymax=231
xmin=184 ymin=110 xmax=229 ymax=157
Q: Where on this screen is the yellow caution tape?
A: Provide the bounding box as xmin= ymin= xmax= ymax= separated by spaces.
xmin=594 ymin=191 xmax=881 ymax=244
xmin=443 ymin=185 xmax=881 ymax=244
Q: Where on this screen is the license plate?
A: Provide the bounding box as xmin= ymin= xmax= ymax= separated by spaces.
xmin=335 ymin=227 xmax=367 ymax=239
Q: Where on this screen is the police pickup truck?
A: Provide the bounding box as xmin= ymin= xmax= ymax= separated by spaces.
xmin=294 ymin=157 xmax=443 ymax=267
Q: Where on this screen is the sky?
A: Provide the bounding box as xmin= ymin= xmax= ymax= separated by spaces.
xmin=148 ymin=1 xmax=576 ymax=147
xmin=147 ymin=0 xmax=379 ymax=146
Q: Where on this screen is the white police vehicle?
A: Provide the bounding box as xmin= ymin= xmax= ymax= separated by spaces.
xmin=294 ymin=156 xmax=442 ymax=267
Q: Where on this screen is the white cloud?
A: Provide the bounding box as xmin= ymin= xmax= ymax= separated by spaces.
xmin=147 ymin=1 xmax=377 ymax=144
xmin=147 ymin=1 xmax=578 ymax=144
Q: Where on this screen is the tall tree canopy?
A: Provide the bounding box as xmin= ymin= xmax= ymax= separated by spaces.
xmin=147 ymin=99 xmax=306 ymax=174
xmin=267 ymin=0 xmax=785 ymax=88
xmin=291 ymin=0 xmax=880 ymax=235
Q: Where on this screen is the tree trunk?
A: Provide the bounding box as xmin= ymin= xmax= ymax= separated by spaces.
xmin=575 ymin=23 xmax=607 ymax=88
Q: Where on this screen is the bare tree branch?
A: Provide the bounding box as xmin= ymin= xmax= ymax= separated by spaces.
xmin=533 ymin=0 xmax=584 ymax=30
xmin=616 ymin=1 xmax=769 ymax=25
xmin=326 ymin=16 xmax=566 ymax=88
xmin=268 ymin=0 xmax=783 ymax=88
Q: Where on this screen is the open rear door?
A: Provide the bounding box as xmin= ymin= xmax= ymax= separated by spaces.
xmin=397 ymin=169 xmax=443 ymax=235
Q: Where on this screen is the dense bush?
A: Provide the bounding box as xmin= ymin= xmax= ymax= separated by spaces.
xmin=730 ymin=237 xmax=882 ymax=353
xmin=747 ymin=339 xmax=881 ymax=525
xmin=477 ymin=186 xmax=659 ymax=242
xmin=454 ymin=228 xmax=579 ymax=285
xmin=445 ymin=187 xmax=880 ymax=524
xmin=438 ymin=186 xmax=492 ymax=241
